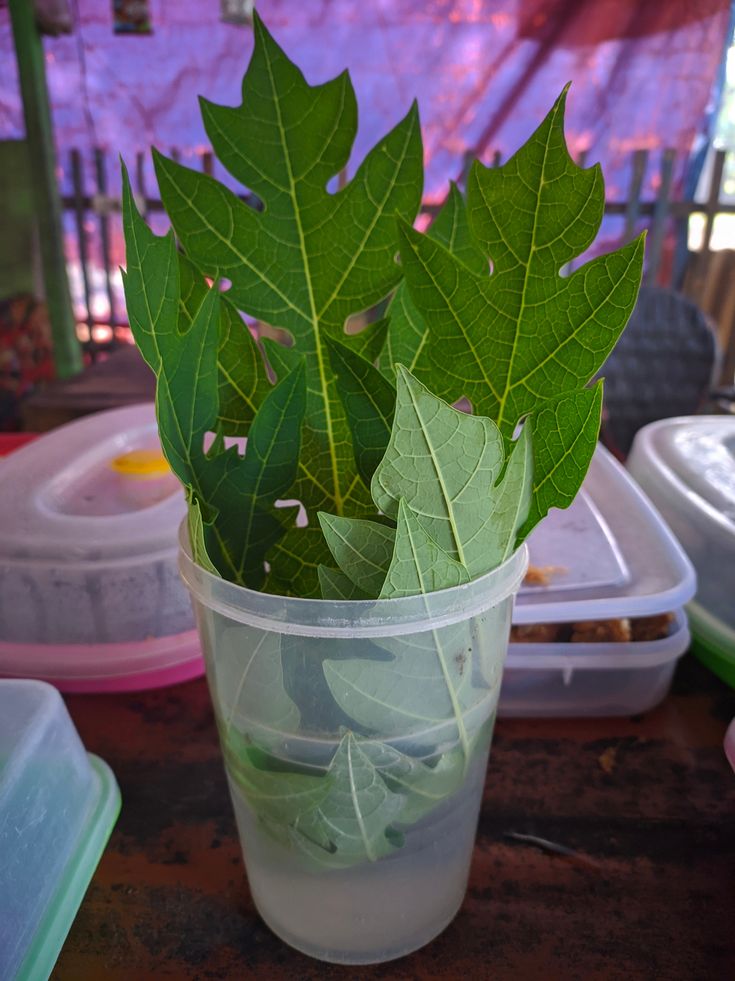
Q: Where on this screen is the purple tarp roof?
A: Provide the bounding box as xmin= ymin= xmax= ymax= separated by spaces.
xmin=0 ymin=0 xmax=731 ymax=321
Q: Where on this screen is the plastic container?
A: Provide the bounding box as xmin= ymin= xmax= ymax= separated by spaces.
xmin=0 ymin=404 xmax=204 ymax=691
xmin=0 ymin=679 xmax=120 ymax=980
xmin=515 ymin=444 xmax=696 ymax=624
xmin=495 ymin=445 xmax=696 ymax=718
xmin=180 ymin=530 xmax=528 ymax=965
xmin=627 ymin=417 xmax=735 ymax=687
xmin=500 ymin=610 xmax=690 ymax=717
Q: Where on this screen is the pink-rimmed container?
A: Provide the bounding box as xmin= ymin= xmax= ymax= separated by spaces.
xmin=0 ymin=405 xmax=203 ymax=692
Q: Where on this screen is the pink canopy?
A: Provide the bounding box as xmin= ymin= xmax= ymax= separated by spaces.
xmin=0 ymin=1 xmax=731 ymax=323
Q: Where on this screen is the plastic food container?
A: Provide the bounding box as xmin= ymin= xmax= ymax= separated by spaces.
xmin=0 ymin=404 xmax=204 ymax=692
xmin=0 ymin=679 xmax=120 ymax=980
xmin=501 ymin=445 xmax=697 ymax=717
xmin=501 ymin=610 xmax=690 ymax=717
xmin=180 ymin=529 xmax=528 ymax=964
xmin=627 ymin=417 xmax=735 ymax=687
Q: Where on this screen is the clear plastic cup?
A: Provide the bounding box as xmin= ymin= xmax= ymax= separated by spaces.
xmin=179 ymin=531 xmax=528 ymax=965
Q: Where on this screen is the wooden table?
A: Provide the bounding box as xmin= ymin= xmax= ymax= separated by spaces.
xmin=54 ymin=656 xmax=735 ymax=980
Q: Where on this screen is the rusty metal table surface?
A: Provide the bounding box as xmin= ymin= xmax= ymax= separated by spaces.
xmin=53 ymin=655 xmax=735 ymax=981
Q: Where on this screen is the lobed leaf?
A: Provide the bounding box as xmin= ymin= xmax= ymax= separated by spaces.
xmin=380 ymin=182 xmax=486 ymax=379
xmin=122 ymin=168 xmax=307 ymax=588
xmin=318 ymin=512 xmax=395 ymax=599
xmin=372 ymin=367 xmax=531 ymax=577
xmin=318 ymin=566 xmax=370 ymax=601
xmin=380 ymin=499 xmax=470 ymax=599
xmin=325 ymin=335 xmax=396 ymax=488
xmin=389 ymin=88 xmax=643 ymax=538
xmin=152 ymin=13 xmax=422 ymax=520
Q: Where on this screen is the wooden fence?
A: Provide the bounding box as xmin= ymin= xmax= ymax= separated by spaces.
xmin=61 ymin=145 xmax=735 ymax=381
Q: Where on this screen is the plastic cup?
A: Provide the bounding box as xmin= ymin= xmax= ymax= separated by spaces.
xmin=180 ymin=532 xmax=528 ymax=965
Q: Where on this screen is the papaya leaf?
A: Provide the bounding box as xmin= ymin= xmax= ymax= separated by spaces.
xmin=380 ymin=182 xmax=485 ymax=379
xmin=186 ymin=495 xmax=218 ymax=575
xmin=318 ymin=513 xmax=395 ymax=599
xmin=518 ymin=383 xmax=603 ymax=541
xmin=122 ymin=169 xmax=307 ymax=587
xmin=380 ymin=499 xmax=470 ymax=599
xmin=318 ymin=566 xmax=371 ymax=601
xmin=360 ymin=740 xmax=466 ymax=826
xmin=393 ymin=88 xmax=643 ymax=538
xmin=348 ymin=317 xmax=390 ymax=364
xmin=372 ymin=367 xmax=532 ymax=577
xmin=177 ymin=253 xmax=271 ymax=437
xmin=323 ymin=617 xmax=479 ymax=758
xmin=261 ymin=336 xmax=301 ymax=381
xmin=325 ymin=335 xmax=395 ymax=487
xmin=293 ymin=732 xmax=405 ymax=865
xmin=215 ymin=627 xmax=301 ymax=747
xmin=152 ymin=13 xmax=423 ymax=520
xmin=223 ymin=733 xmax=331 ymax=826
xmin=264 ymin=521 xmax=334 ymax=599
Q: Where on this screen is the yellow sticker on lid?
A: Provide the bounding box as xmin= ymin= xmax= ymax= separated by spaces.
xmin=110 ymin=449 xmax=171 ymax=479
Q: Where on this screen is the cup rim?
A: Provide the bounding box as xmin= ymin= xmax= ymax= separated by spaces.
xmin=178 ymin=525 xmax=529 ymax=638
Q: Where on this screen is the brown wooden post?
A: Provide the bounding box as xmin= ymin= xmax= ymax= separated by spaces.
xmin=8 ymin=0 xmax=82 ymax=377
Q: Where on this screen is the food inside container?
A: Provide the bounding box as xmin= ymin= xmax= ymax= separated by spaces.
xmin=0 ymin=404 xmax=203 ymax=691
xmin=510 ymin=612 xmax=675 ymax=645
xmin=627 ymin=416 xmax=735 ymax=687
xmin=0 ymin=680 xmax=120 ymax=980
xmin=501 ymin=610 xmax=689 ymax=718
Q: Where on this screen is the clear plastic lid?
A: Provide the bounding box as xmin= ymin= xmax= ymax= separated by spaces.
xmin=634 ymin=416 xmax=735 ymax=527
xmin=0 ymin=404 xmax=186 ymax=563
xmin=0 ymin=680 xmax=120 ymax=980
xmin=514 ymin=444 xmax=696 ymax=623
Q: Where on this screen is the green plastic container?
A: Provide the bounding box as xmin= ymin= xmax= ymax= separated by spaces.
xmin=688 ymin=602 xmax=735 ymax=689
xmin=0 ymin=681 xmax=121 ymax=980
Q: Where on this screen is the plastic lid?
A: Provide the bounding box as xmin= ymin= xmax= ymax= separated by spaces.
xmin=640 ymin=416 xmax=735 ymax=526
xmin=0 ymin=404 xmax=186 ymax=562
xmin=0 ymin=680 xmax=120 ymax=980
xmin=514 ymin=444 xmax=696 ymax=623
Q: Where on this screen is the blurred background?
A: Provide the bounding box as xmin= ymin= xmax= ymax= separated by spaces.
xmin=2 ymin=0 xmax=735 ymax=435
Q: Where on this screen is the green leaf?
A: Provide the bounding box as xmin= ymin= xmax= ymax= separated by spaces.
xmin=484 ymin=419 xmax=534 ymax=562
xmin=215 ymin=627 xmax=301 ymax=746
xmin=318 ymin=566 xmax=371 ymax=601
xmin=224 ymin=735 xmax=330 ymax=826
xmin=177 ymin=254 xmax=271 ymax=437
xmin=360 ymin=740 xmax=466 ymax=825
xmin=216 ymin=300 xmax=272 ymax=436
xmin=393 ymin=88 xmax=643 ymax=536
xmin=261 ymin=336 xmax=301 ymax=381
xmin=152 ymin=13 xmax=422 ymax=519
xmin=186 ymin=495 xmax=218 ymax=574
xmin=264 ymin=521 xmax=334 ymax=599
xmin=293 ymin=732 xmax=405 ymax=865
xmin=203 ymin=361 xmax=308 ymax=587
xmin=323 ymin=617 xmax=481 ymax=757
xmin=325 ymin=335 xmax=395 ymax=487
xmin=518 ymin=383 xmax=602 ymax=542
xmin=348 ymin=317 xmax=389 ymax=364
xmin=122 ymin=171 xmax=221 ymax=502
xmin=318 ymin=513 xmax=395 ymax=598
xmin=123 ymin=164 xmax=308 ymax=588
xmin=372 ymin=367 xmax=531 ymax=577
xmin=380 ymin=499 xmax=470 ymax=599
xmin=380 ymin=182 xmax=485 ymax=378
